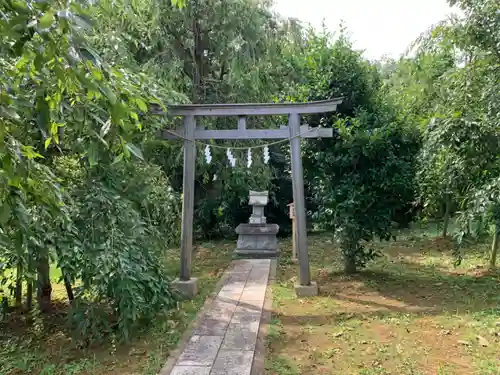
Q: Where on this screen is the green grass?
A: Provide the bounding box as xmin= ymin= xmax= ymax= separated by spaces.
xmin=265 ymin=229 xmax=500 ymax=375
xmin=0 ymin=240 xmax=234 ymax=375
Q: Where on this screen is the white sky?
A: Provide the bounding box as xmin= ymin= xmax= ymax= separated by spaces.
xmin=272 ymin=0 xmax=456 ymax=60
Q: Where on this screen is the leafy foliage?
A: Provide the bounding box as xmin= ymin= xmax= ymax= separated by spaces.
xmin=386 ymin=0 xmax=500 ymax=263
xmin=312 ymin=122 xmax=420 ymax=273
xmin=0 ymin=0 xmax=182 ymax=341
xmin=1 ymin=0 xmax=499 ymax=363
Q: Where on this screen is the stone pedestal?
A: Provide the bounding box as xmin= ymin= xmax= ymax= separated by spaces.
xmin=172 ymin=278 xmax=199 ymax=299
xmin=295 ymin=281 xmax=318 ymax=297
xmin=235 ymin=223 xmax=279 ymax=258
xmin=234 ymin=191 xmax=279 ymax=258
xmin=248 ymin=190 xmax=268 ymax=224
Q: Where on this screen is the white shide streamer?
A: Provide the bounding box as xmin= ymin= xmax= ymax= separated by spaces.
xmin=204 ymin=145 xmax=212 ymax=164
xmin=227 ymin=148 xmax=236 ymax=167
xmin=247 ymin=148 xmax=252 ymax=168
xmin=263 ymin=145 xmax=270 ymax=164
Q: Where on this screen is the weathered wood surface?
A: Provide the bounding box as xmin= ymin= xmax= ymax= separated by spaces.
xmin=238 ymin=116 xmax=247 ymax=131
xmin=288 ymin=113 xmax=311 ymax=286
xmin=161 ymin=125 xmax=333 ymax=140
xmin=180 ymin=115 xmax=196 ymax=281
xmin=164 ymin=98 xmax=344 ymax=296
xmin=162 ymin=98 xmax=343 ymax=116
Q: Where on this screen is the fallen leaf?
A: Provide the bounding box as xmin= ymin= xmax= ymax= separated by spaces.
xmin=128 ymin=348 xmax=146 ymax=356
xmin=333 ymin=331 xmax=344 ymax=337
xmin=476 ymin=335 xmax=489 ymax=347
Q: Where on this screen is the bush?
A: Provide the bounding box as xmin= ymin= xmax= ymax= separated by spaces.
xmin=53 ymin=158 xmax=180 ymax=342
xmin=312 ymin=121 xmax=420 ymax=273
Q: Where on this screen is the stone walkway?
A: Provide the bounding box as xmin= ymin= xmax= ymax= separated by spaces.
xmin=167 ymin=259 xmax=271 ymax=375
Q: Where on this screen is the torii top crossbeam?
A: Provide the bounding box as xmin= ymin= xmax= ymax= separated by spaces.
xmin=165 ymin=98 xmax=343 ymax=116
xmin=161 ymin=98 xmax=343 ymax=299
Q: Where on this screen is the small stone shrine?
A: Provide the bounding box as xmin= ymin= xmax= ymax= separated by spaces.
xmin=234 ymin=190 xmax=279 ymax=258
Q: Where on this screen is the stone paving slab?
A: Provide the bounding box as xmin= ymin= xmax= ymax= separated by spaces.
xmin=221 ymin=320 xmax=260 ymax=351
xmin=210 ymin=350 xmax=254 ymax=375
xmin=237 ymin=298 xmax=265 ymax=311
xmin=177 ymin=336 xmax=223 ymax=366
xmin=221 ymin=330 xmax=257 ymax=351
xmin=170 ymin=366 xmax=212 ymax=375
xmin=217 ymin=288 xmax=243 ymax=300
xmin=231 ymin=305 xmax=262 ymax=324
xmin=240 ymin=291 xmax=265 ymax=305
xmin=165 ymin=259 xmax=271 ymax=375
xmin=195 ymin=298 xmax=237 ymax=336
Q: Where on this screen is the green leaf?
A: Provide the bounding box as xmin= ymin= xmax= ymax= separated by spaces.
xmin=100 ymin=119 xmax=111 ymax=138
xmin=88 ymin=143 xmax=99 ymax=167
xmin=171 ymin=0 xmax=187 ymax=8
xmin=8 ymin=176 xmax=21 ymax=188
xmin=39 ymin=12 xmax=55 ymax=28
xmin=0 ymin=107 xmax=20 ymax=120
xmin=50 ymin=122 xmax=58 ymax=136
xmin=0 ymin=203 xmax=11 ymax=225
xmin=125 ymin=143 xmax=144 ymax=160
xmin=44 ymin=137 xmax=52 ymax=149
xmin=102 ymin=87 xmax=117 ymax=104
xmin=22 ymin=146 xmax=44 ymax=159
xmin=135 ymin=98 xmax=148 ymax=112
xmin=15 ymin=55 xmax=30 ymax=70
xmin=73 ymin=15 xmax=92 ymax=30
xmin=111 ymin=103 xmax=127 ymax=127
xmin=112 ymin=153 xmax=124 ymax=165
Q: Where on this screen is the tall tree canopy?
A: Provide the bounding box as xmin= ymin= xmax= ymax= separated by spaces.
xmin=1 ymin=0 xmax=499 ymax=363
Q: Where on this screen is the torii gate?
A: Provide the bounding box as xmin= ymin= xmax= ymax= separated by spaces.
xmin=161 ymin=98 xmax=343 ymax=298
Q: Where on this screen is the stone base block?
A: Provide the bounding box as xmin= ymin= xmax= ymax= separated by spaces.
xmin=172 ymin=277 xmax=199 ymax=299
xmin=236 ymin=223 xmax=279 ymax=236
xmin=235 ymin=223 xmax=279 ymax=258
xmin=294 ymin=281 xmax=318 ymax=297
xmin=234 ymin=248 xmax=280 ymax=259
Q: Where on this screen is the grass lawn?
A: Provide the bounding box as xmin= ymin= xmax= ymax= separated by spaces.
xmin=266 ymin=229 xmax=500 ymax=375
xmin=0 ymin=241 xmax=234 ymax=375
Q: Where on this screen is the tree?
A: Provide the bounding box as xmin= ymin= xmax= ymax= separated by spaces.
xmin=1 ymin=0 xmax=181 ymax=339
xmin=391 ymin=0 xmax=500 ymax=262
xmin=312 ymin=122 xmax=420 ymax=273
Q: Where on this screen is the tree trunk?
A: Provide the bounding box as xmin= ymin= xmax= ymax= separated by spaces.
xmin=26 ymin=280 xmax=33 ymax=310
xmin=26 ymin=252 xmax=34 ymax=310
xmin=191 ymin=0 xmax=202 ymax=103
xmin=489 ymin=223 xmax=499 ymax=269
xmin=36 ymin=254 xmax=52 ymax=312
xmin=62 ymin=272 xmax=74 ymax=303
xmin=475 ymin=215 xmax=484 ymax=239
xmin=15 ymin=262 xmax=23 ymax=307
xmin=344 ymin=253 xmax=357 ymax=274
xmin=442 ymin=195 xmax=451 ymax=237
xmin=1 ymin=297 xmax=8 ymax=320
xmin=55 ymin=243 xmax=74 ymax=303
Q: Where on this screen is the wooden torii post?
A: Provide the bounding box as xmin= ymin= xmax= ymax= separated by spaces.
xmin=161 ymin=98 xmax=343 ymax=298
xmin=288 ymin=202 xmax=298 ymax=262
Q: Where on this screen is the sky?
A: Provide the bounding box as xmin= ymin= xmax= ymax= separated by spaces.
xmin=272 ymin=0 xmax=456 ymax=60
